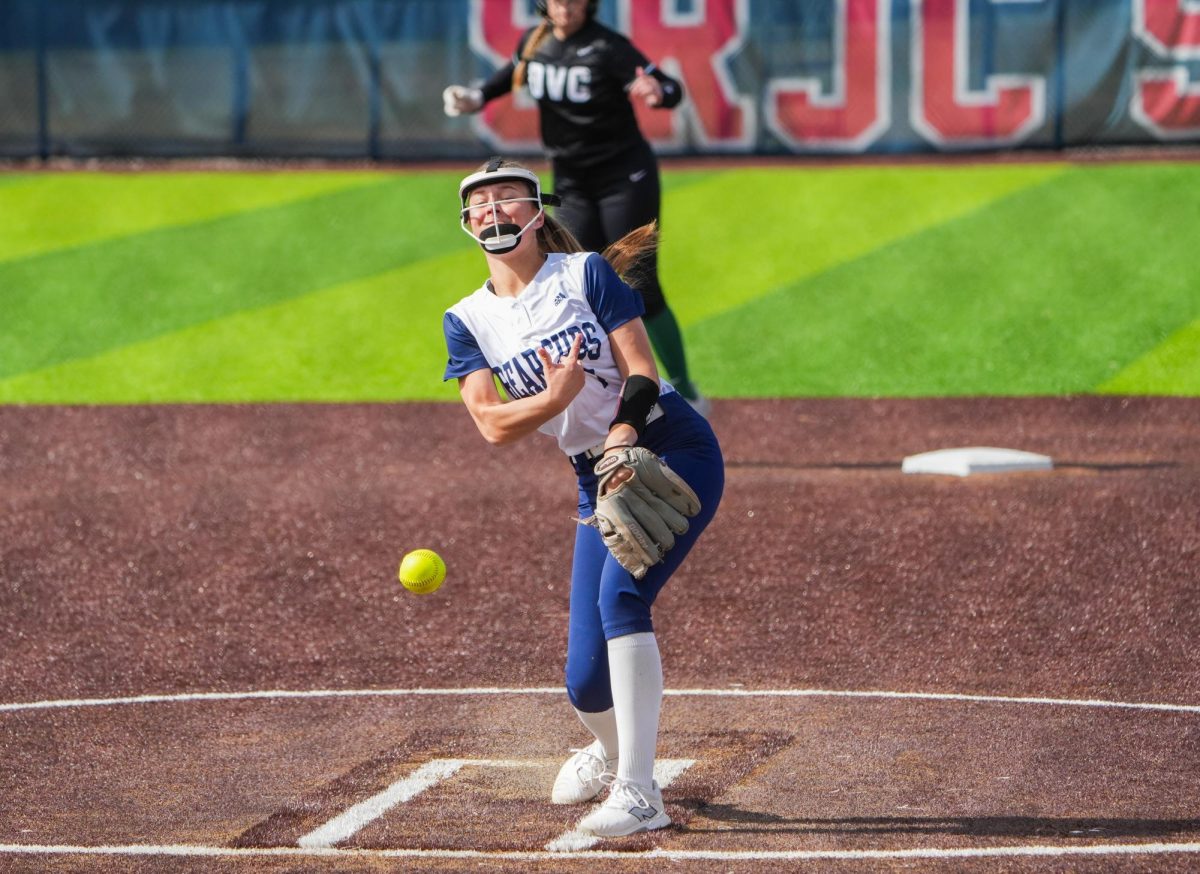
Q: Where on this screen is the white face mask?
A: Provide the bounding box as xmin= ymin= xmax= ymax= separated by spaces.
xmin=459 ymin=196 xmax=544 ymax=255
xmin=457 ymin=162 xmax=560 ymax=255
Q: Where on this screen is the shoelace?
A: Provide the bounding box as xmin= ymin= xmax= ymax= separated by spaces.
xmin=597 ymin=773 xmax=652 ymax=811
xmin=569 ymin=747 xmax=612 ymax=783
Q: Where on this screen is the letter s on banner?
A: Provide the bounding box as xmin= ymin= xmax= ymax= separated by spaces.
xmin=1132 ymin=0 xmax=1200 ymax=138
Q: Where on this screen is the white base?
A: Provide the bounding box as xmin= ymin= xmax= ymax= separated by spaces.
xmin=901 ymin=446 xmax=1053 ymax=477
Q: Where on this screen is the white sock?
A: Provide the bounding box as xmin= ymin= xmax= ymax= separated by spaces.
xmin=573 ymin=707 xmax=618 ymax=762
xmin=606 ymin=631 xmax=663 ymax=790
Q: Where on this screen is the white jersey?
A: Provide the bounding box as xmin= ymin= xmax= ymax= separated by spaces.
xmin=443 ymin=251 xmax=674 ymax=457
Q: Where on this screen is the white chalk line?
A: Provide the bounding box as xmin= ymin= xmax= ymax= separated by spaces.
xmin=2 ymin=685 xmax=1198 ymax=714
xmin=298 ymin=759 xmax=531 ymax=849
xmin=2 ymin=841 xmax=1200 ymax=862
xmin=0 ymin=690 xmax=1192 ymax=862
xmin=298 ymin=759 xmax=464 ymax=849
xmin=301 ymin=757 xmax=698 ymax=852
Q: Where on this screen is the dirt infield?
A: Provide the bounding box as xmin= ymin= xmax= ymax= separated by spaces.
xmin=1 ymin=398 xmax=1197 ymax=871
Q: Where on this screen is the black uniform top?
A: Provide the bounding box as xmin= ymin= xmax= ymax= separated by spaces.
xmin=478 ymin=18 xmax=684 ymax=170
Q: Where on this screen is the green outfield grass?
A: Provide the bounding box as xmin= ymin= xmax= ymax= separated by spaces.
xmin=1 ymin=161 xmax=1196 ymax=403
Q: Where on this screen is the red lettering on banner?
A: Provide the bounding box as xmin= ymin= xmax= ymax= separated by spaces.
xmin=620 ymin=0 xmax=754 ymax=149
xmin=1134 ymin=0 xmax=1200 ymax=55
xmin=468 ymin=0 xmax=541 ymax=151
xmin=1136 ymin=72 xmax=1200 ymax=135
xmin=765 ymin=0 xmax=890 ymax=152
xmin=1133 ymin=1 xmax=1200 ymax=136
xmin=467 ymin=0 xmax=752 ymax=151
xmin=911 ymin=0 xmax=1045 ymax=147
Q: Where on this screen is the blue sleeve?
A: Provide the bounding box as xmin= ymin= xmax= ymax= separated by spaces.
xmin=583 ymin=253 xmax=645 ymax=334
xmin=443 ymin=311 xmax=490 ymax=381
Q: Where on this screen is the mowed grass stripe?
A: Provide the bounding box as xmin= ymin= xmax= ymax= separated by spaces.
xmin=1099 ymin=317 xmax=1200 ymax=395
xmin=689 ymin=162 xmax=1200 ymax=396
xmin=2 ymin=162 xmax=1195 ymax=402
xmin=0 ymin=249 xmax=477 ymax=403
xmin=660 ymin=163 xmax=1065 ymax=325
xmin=0 ymin=172 xmax=467 ymax=379
xmin=0 ymin=172 xmax=385 ymax=263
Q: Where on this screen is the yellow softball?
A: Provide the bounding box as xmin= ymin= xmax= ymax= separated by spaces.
xmin=398 ymin=549 xmax=446 ymax=595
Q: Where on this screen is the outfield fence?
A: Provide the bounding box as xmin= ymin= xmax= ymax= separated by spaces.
xmin=1 ymin=0 xmax=1198 ymax=160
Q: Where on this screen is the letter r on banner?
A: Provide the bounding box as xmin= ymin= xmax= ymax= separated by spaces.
xmin=620 ymin=0 xmax=755 ymax=150
xmin=468 ymin=0 xmax=753 ymax=151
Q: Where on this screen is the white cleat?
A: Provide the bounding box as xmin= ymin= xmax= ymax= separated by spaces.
xmin=577 ymin=778 xmax=670 ymax=837
xmin=551 ymin=742 xmax=616 ymax=805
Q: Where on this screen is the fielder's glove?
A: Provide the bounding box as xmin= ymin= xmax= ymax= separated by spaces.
xmin=581 ymin=446 xmax=702 ymax=579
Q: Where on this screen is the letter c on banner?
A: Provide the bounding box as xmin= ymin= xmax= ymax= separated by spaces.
xmin=910 ymin=0 xmax=1046 ymax=148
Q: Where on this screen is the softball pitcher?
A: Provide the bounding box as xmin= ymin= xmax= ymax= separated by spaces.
xmin=444 ymin=0 xmax=709 ymax=415
xmin=443 ymin=158 xmax=724 ymax=837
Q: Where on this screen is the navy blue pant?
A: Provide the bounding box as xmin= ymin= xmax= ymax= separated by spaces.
xmin=564 ymin=392 xmax=724 ymax=713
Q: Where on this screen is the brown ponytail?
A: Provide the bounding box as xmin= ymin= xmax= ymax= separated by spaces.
xmin=512 ymin=21 xmax=552 ymax=89
xmin=536 ymin=213 xmax=586 ymax=255
xmin=536 ymin=213 xmax=660 ymax=297
xmin=536 ymin=215 xmax=660 ymax=285
xmin=601 ymin=222 xmax=659 ymax=291
xmin=536 ymin=216 xmax=659 ymax=293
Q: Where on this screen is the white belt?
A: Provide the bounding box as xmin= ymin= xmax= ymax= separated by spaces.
xmin=578 ymin=403 xmax=665 ymax=460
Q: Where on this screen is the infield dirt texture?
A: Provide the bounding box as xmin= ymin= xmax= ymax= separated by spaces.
xmin=1 ymin=396 xmax=1198 ymax=872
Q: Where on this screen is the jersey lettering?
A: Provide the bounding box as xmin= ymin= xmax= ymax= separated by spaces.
xmin=526 ymin=62 xmax=545 ymax=99
xmin=582 ymin=366 xmax=609 ymax=388
xmin=519 ymin=356 xmax=545 ymax=395
xmin=766 ymin=0 xmax=891 ymax=152
xmin=526 ymin=63 xmax=591 ymax=103
xmin=581 ymin=322 xmax=602 ymax=360
xmin=542 ymin=330 xmax=570 ymax=358
xmin=1132 ymin=0 xmax=1200 ymax=137
xmin=496 ymin=360 xmax=521 ymax=399
xmin=568 ymin=66 xmax=592 ymax=102
xmin=493 ymin=322 xmax=604 ymax=400
xmin=910 ymin=0 xmax=1046 ymax=147
xmin=545 ymin=64 xmax=569 ymax=101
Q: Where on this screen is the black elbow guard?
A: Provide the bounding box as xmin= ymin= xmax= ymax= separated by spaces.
xmin=609 ymin=375 xmax=660 ymax=437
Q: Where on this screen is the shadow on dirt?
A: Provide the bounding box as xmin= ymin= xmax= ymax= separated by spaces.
xmin=683 ymin=805 xmax=1200 ymax=839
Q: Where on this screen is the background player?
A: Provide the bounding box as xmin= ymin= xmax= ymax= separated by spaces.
xmin=444 ymin=0 xmax=710 ymax=416
xmin=443 ymin=158 xmax=724 ymax=837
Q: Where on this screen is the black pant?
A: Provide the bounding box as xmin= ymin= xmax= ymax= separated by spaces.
xmin=552 ymin=143 xmax=666 ymax=317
